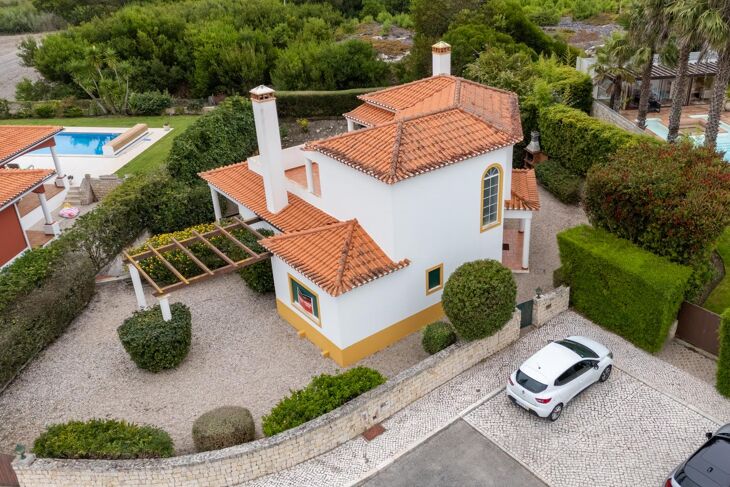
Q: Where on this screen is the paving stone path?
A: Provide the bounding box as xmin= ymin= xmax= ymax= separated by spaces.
xmin=240 ymin=311 xmax=730 ymax=487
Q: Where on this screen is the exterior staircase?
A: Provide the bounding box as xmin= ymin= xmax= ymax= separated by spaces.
xmin=63 ymin=186 xmax=83 ymax=207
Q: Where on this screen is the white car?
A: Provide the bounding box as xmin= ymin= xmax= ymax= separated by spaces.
xmin=506 ymin=336 xmax=613 ymax=421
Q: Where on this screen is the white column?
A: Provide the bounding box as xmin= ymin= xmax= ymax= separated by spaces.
xmin=521 ymin=217 xmax=531 ymax=270
xmin=159 ymin=295 xmax=172 ymax=321
xmin=49 ymin=146 xmax=68 ymax=188
xmin=209 ymin=184 xmax=222 ymax=221
xmin=519 ymin=219 xmax=526 ymax=232
xmin=304 ymin=158 xmax=315 ymax=193
xmin=37 ymin=192 xmax=60 ymax=236
xmin=346 ymin=119 xmax=355 ymax=132
xmin=128 ymin=265 xmax=148 ymax=309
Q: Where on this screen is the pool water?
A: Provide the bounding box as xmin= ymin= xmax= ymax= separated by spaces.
xmin=35 ymin=131 xmax=121 ymax=156
xmin=645 ymin=118 xmax=730 ymax=162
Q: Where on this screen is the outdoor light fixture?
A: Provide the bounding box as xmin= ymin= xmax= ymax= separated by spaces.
xmin=15 ymin=444 xmax=25 ymax=460
xmin=536 ymin=287 xmax=543 ymax=298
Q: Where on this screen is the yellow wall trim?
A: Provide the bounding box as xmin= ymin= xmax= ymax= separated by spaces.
xmin=276 ymin=300 xmax=445 ymax=367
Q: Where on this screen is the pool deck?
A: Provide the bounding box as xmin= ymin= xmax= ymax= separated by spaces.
xmin=10 ymin=126 xmax=169 ymax=186
xmin=620 ymin=104 xmax=730 ymax=130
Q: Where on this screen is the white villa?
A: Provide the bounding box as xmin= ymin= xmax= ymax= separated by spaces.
xmin=200 ymin=42 xmax=540 ymax=365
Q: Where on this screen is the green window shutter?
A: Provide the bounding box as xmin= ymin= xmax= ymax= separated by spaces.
xmin=428 ymin=267 xmax=441 ymax=290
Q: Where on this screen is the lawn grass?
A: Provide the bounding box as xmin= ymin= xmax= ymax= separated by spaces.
xmin=0 ymin=115 xmax=199 ymax=175
xmin=705 ymin=227 xmax=730 ymax=315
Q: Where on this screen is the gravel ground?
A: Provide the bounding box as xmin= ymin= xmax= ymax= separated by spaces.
xmin=0 ymin=33 xmax=45 ymax=101
xmin=0 ymin=274 xmax=427 ymax=455
xmin=513 ymin=184 xmax=588 ymax=302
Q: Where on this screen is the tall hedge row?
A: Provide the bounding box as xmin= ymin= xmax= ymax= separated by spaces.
xmin=276 ymin=88 xmax=380 ymax=118
xmin=717 ymin=309 xmax=730 ymax=397
xmin=557 ymin=225 xmax=691 ymax=353
xmin=538 ymin=104 xmax=658 ymax=175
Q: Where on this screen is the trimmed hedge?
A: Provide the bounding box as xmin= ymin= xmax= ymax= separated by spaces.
xmin=128 ymin=90 xmax=172 ymax=116
xmin=262 ymin=367 xmax=386 ymax=436
xmin=118 ymin=303 xmax=192 ymax=372
xmin=535 ymin=159 xmax=582 ymax=204
xmin=538 ymin=104 xmax=659 ymax=176
xmin=442 ymin=260 xmax=517 ymax=341
xmin=192 ymin=406 xmax=255 ymax=452
xmin=276 ymin=88 xmax=382 ymax=118
xmin=557 ymin=225 xmax=691 ymax=353
xmin=33 ymin=419 xmax=174 ymax=459
xmin=717 ymin=309 xmax=730 ymax=397
xmin=167 ymin=96 xmax=258 ymax=183
xmin=421 ymin=321 xmax=457 ymax=354
xmin=237 ymin=228 xmax=274 ymax=293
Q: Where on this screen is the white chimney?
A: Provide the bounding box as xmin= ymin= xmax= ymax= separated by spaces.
xmin=250 ymin=85 xmax=288 ymax=214
xmin=432 ymin=41 xmax=451 ymax=76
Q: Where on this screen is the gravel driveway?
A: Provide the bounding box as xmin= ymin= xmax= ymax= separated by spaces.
xmin=0 ymin=33 xmax=44 ymax=101
xmin=0 ymin=274 xmax=427 ymax=454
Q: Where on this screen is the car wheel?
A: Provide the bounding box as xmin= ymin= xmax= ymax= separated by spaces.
xmin=599 ymin=365 xmax=612 ymax=383
xmin=549 ymin=403 xmax=563 ymax=422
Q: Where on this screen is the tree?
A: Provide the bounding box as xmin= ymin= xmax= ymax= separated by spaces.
xmin=625 ymin=0 xmax=672 ymax=129
xmin=669 ymin=0 xmax=730 ymax=148
xmin=593 ymin=32 xmax=636 ymax=111
xmin=67 ymin=46 xmax=132 ymax=115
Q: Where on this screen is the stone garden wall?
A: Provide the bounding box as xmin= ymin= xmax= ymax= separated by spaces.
xmin=533 ymin=286 xmax=570 ymax=328
xmin=591 ymin=101 xmax=645 ymax=135
xmin=14 ymin=311 xmax=521 ymax=487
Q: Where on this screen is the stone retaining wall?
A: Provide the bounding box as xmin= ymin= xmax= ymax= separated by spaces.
xmin=591 ymin=101 xmax=645 ymax=135
xmin=79 ymin=174 xmax=124 ymax=204
xmin=14 ymin=311 xmax=521 ymax=487
xmin=533 ymin=286 xmax=570 ymax=328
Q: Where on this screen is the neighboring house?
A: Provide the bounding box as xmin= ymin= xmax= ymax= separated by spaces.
xmin=200 ymin=42 xmax=539 ymax=365
xmin=578 ymin=52 xmax=718 ymax=108
xmin=0 ymin=126 xmax=68 ymax=267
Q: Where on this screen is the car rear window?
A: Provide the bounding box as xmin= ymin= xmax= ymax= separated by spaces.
xmin=556 ymin=339 xmax=598 ymax=358
xmin=516 ymin=369 xmax=547 ymax=393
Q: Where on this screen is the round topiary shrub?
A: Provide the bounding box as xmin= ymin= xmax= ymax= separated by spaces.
xmin=442 ymin=259 xmax=517 ymax=341
xmin=32 ymin=419 xmax=174 ymax=459
xmin=421 ymin=321 xmax=457 ymax=354
xmin=117 ymin=303 xmax=192 ymax=372
xmin=192 ymin=406 xmax=255 ymax=452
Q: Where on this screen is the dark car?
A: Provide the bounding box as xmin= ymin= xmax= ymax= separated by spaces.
xmin=666 ymin=423 xmax=730 ymax=486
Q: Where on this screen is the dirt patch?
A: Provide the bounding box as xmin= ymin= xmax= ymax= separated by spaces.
xmin=0 ymin=33 xmax=45 ymax=100
xmin=281 ymin=117 xmax=348 ymax=147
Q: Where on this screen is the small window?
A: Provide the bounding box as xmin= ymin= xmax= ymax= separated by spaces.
xmin=426 ymin=264 xmax=443 ymax=294
xmin=556 ymin=339 xmax=598 ymax=358
xmin=289 ymin=275 xmax=320 ymax=325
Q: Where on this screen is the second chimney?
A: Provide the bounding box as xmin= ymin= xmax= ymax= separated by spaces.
xmin=250 ymin=85 xmax=288 ymax=214
xmin=431 ymin=41 xmax=451 ymax=76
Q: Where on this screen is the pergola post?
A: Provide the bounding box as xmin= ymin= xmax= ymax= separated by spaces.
xmin=35 ymin=188 xmax=60 ymax=236
xmin=521 ymin=217 xmax=531 ymax=270
xmin=158 ymin=295 xmax=172 ymax=321
xmin=49 ymin=146 xmax=68 ymax=188
xmin=209 ymin=184 xmax=222 ymax=221
xmin=304 ymin=157 xmax=315 ymax=193
xmin=128 ymin=265 xmax=148 ymax=309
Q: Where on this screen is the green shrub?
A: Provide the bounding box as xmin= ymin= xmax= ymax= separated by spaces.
xmin=62 ymin=104 xmax=84 ymax=117
xmin=538 ymin=104 xmax=658 ymax=175
xmin=262 ymin=367 xmax=386 ymax=436
xmin=167 ymin=96 xmax=257 ymax=183
xmin=557 ymin=225 xmax=692 ymax=352
xmin=117 ymin=303 xmax=192 ymax=372
xmin=192 ymin=406 xmax=255 ymax=452
xmin=33 ymin=419 xmax=174 ymax=459
xmin=129 ymin=90 xmax=173 ymax=116
xmin=33 ymin=102 xmax=58 ymax=118
xmin=421 ymin=321 xmax=457 ymax=354
xmin=442 ymin=260 xmax=516 ymax=341
xmin=0 ymin=98 xmax=9 ymax=118
xmin=237 ymin=228 xmax=274 ymax=293
xmin=145 ymin=180 xmax=213 ymax=235
xmin=717 ymin=309 xmax=730 ymax=397
xmin=585 ymin=141 xmax=730 ymax=268
xmin=275 ymin=87 xmax=381 ymax=118
xmin=535 ymin=159 xmax=582 ymax=204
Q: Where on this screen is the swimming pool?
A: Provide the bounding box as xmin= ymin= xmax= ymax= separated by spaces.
xmin=645 ymin=118 xmax=730 ymax=162
xmin=35 ymin=131 xmax=121 ymax=156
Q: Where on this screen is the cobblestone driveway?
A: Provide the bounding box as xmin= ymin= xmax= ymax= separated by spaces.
xmin=241 ymin=311 xmax=730 ymax=487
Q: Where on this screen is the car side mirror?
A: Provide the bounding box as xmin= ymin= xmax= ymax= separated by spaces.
xmin=593 ymin=363 xmax=599 ymax=369
xmin=706 ymin=432 xmax=713 ymax=439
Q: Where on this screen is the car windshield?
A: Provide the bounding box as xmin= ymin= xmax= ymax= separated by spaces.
xmin=516 ymin=369 xmax=547 ymax=393
xmin=556 ymin=339 xmax=598 ymax=358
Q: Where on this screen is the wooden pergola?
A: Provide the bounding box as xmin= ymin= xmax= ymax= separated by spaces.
xmin=124 ymin=216 xmax=272 ymax=317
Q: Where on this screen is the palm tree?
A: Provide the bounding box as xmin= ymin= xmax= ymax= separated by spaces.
xmin=626 ymin=0 xmax=672 ymax=129
xmin=593 ymin=32 xmax=636 ymax=111
xmin=677 ymin=0 xmax=730 ymax=149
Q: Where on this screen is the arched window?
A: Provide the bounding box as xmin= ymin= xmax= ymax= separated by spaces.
xmin=481 ymin=165 xmax=501 ymax=230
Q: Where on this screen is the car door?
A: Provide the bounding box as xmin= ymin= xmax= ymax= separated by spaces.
xmin=556 ymin=361 xmax=593 ymax=402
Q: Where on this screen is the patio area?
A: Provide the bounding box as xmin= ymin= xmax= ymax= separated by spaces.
xmin=0 ymin=274 xmax=428 ymax=455
xmin=620 ymin=104 xmax=730 ymax=129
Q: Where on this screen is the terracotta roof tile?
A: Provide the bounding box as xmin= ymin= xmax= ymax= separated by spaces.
xmin=358 ymin=76 xmax=455 ymax=111
xmin=260 ymin=219 xmax=409 ymax=296
xmin=0 ymin=125 xmax=63 ymax=165
xmin=0 ymin=168 xmax=55 ymax=208
xmin=506 ymin=169 xmax=540 ymax=211
xmin=344 ymin=104 xmax=395 ymax=127
xmin=199 ymin=162 xmax=337 ymax=232
xmin=308 ymin=108 xmax=520 ymax=184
